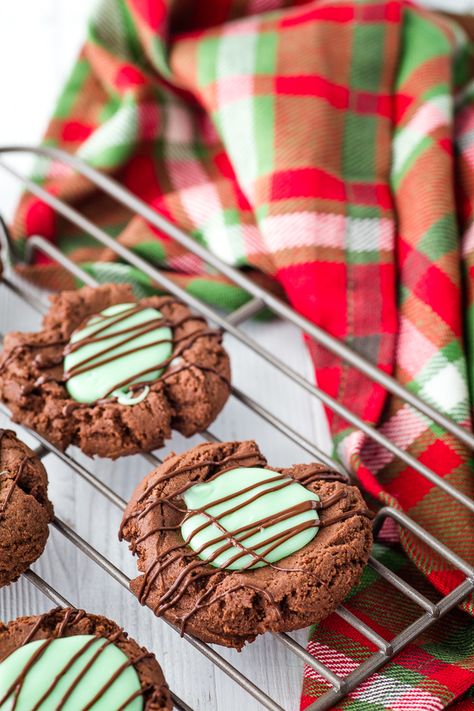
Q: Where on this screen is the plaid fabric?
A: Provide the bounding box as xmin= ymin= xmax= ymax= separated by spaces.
xmin=10 ymin=0 xmax=474 ymax=708
xmin=301 ymin=543 xmax=474 ymax=710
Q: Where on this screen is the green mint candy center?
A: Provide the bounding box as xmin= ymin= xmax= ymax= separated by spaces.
xmin=64 ymin=303 xmax=172 ymax=405
xmin=0 ymin=635 xmax=143 ymax=710
xmin=181 ymin=467 xmax=320 ymax=570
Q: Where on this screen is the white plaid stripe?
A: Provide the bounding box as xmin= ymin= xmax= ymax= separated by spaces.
xmin=392 ymin=95 xmax=451 ymax=178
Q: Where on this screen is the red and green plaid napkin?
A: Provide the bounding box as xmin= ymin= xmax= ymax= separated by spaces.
xmin=10 ymin=0 xmax=474 ymax=707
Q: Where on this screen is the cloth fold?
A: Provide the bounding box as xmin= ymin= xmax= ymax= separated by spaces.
xmin=11 ymin=0 xmax=474 ymax=708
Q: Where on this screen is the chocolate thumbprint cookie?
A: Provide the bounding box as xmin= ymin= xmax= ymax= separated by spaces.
xmin=0 ymin=284 xmax=231 ymax=459
xmin=120 ymin=440 xmax=373 ymax=649
xmin=0 ymin=607 xmax=172 ymax=709
xmin=0 ymin=428 xmax=53 ymax=587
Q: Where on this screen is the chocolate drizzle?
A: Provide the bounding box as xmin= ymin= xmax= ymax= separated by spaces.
xmin=121 ymin=448 xmax=373 ymax=635
xmin=0 ymin=428 xmax=33 ymax=520
xmin=2 ymin=297 xmax=230 ymax=408
xmin=0 ymin=608 xmax=168 ymax=710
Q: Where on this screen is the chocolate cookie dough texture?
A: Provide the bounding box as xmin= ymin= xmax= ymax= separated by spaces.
xmin=0 ymin=428 xmax=53 ymax=587
xmin=0 ymin=283 xmax=231 ymax=459
xmin=121 ymin=440 xmax=373 ymax=649
xmin=0 ymin=607 xmax=172 ymax=709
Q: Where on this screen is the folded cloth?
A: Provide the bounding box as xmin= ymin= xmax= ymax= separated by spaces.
xmin=10 ymin=0 xmax=474 ymax=708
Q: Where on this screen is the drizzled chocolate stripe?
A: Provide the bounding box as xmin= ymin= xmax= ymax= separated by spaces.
xmin=122 ymin=452 xmax=373 ymax=633
xmin=82 ymin=652 xmax=153 ymax=711
xmin=133 ymin=451 xmax=268 ymax=510
xmin=62 ymin=303 xmax=173 ymax=381
xmin=100 ymin=328 xmax=224 ymax=399
xmin=0 ymin=608 xmax=163 ymax=710
xmin=0 ymin=638 xmax=54 ymax=708
xmin=0 ymin=429 xmax=33 ymax=520
xmin=31 ymin=635 xmax=101 ymax=711
xmin=64 ymin=321 xmax=168 ymax=377
xmin=0 ymin=338 xmax=68 ymax=375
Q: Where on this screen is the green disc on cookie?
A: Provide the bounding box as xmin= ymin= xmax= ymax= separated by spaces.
xmin=64 ymin=303 xmax=172 ymax=405
xmin=0 ymin=635 xmax=143 ymax=710
xmin=181 ymin=466 xmax=320 ymax=570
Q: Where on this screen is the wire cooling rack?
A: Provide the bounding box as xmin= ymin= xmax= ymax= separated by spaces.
xmin=0 ymin=145 xmax=473 ymax=711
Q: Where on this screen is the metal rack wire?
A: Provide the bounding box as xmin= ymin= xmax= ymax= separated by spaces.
xmin=0 ymin=145 xmax=473 ymax=711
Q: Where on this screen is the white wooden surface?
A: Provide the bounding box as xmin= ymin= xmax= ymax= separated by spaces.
xmin=0 ymin=1 xmax=469 ymax=710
